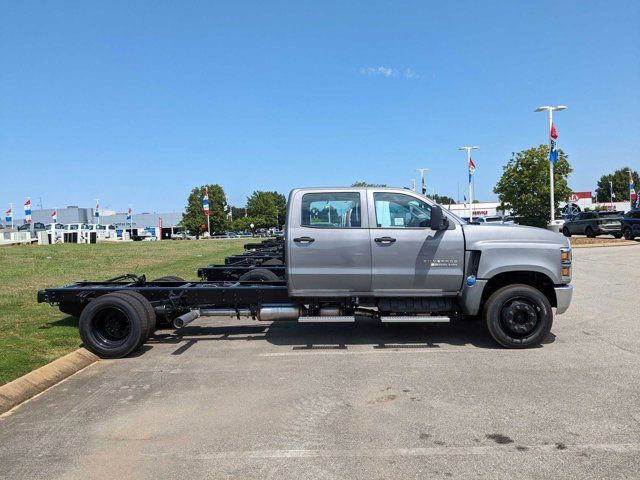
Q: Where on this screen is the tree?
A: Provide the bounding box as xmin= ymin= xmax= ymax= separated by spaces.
xmin=595 ymin=167 xmax=639 ymax=204
xmin=494 ymin=145 xmax=573 ymax=228
xmin=432 ymin=194 xmax=456 ymax=205
xmin=351 ymin=181 xmax=387 ymax=187
xmin=246 ymin=191 xmax=287 ymax=228
xmin=180 ymin=184 xmax=229 ymax=235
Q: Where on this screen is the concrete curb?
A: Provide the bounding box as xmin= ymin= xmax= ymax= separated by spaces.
xmin=0 ymin=348 xmax=99 ymax=415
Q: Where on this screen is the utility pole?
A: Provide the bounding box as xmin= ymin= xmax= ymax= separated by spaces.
xmin=535 ymin=105 xmax=567 ymax=225
xmin=416 ymin=169 xmax=429 ymax=195
xmin=459 ymin=146 xmax=478 ymax=221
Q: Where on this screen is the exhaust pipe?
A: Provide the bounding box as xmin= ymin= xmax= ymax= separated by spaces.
xmin=173 ymin=309 xmax=201 ymax=328
xmin=173 ymin=308 xmax=254 ymax=328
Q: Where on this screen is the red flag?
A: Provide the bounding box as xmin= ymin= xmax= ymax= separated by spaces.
xmin=550 ymin=122 xmax=558 ymax=140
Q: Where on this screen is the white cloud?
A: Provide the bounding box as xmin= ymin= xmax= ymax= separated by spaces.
xmin=360 ymin=66 xmax=397 ymax=77
xmin=403 ymin=68 xmax=419 ymax=79
xmin=359 ymin=66 xmax=420 ymax=79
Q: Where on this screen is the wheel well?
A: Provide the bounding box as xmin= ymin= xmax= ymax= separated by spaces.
xmin=481 ymin=271 xmax=556 ymax=308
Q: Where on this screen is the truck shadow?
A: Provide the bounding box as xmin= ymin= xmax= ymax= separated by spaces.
xmin=148 ymin=318 xmax=556 ymax=353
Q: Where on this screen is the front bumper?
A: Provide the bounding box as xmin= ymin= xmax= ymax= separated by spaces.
xmin=554 ymin=284 xmax=573 ymax=314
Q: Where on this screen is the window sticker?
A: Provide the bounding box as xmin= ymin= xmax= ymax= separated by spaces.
xmin=394 ymin=217 xmax=405 ymax=226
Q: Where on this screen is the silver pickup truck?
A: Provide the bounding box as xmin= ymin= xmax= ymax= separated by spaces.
xmin=39 ymin=187 xmax=573 ymax=358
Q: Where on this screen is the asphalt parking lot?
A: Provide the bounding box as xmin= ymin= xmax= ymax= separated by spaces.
xmin=1 ymin=245 xmax=639 ymax=480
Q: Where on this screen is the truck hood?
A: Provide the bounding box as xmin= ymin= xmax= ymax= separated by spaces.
xmin=461 ymin=223 xmax=570 ymax=250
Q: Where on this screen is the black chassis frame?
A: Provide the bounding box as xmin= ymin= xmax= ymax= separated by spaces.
xmin=198 ymin=265 xmax=285 ymax=281
xmin=37 ymin=275 xmax=291 ymax=320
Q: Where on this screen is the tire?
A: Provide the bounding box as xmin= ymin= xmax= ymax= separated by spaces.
xmin=613 ymin=233 xmax=622 ymax=239
xmin=152 ymin=276 xmax=185 ymax=282
xmin=562 ymin=227 xmax=571 ymax=237
xmin=239 ymin=268 xmax=280 ymax=282
xmin=483 ymin=284 xmax=553 ymax=349
xmin=585 ymin=227 xmax=596 ymax=238
xmin=623 ymin=228 xmax=635 ymax=240
xmin=110 ymin=291 xmax=156 ymax=340
xmin=262 ymin=258 xmax=284 ymax=266
xmin=78 ymin=293 xmax=148 ymax=358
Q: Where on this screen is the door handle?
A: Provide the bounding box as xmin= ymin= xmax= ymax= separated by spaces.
xmin=374 ymin=237 xmax=396 ymax=244
xmin=293 ymin=236 xmax=315 ymax=243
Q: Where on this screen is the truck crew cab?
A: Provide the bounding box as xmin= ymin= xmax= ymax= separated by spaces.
xmin=38 ymin=187 xmax=573 ymax=358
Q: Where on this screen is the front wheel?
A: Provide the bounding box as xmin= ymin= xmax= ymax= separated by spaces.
xmin=623 ymin=228 xmax=635 ymax=240
xmin=613 ymin=233 xmax=622 ymax=239
xmin=562 ymin=227 xmax=571 ymax=237
xmin=483 ymin=284 xmax=553 ymax=349
xmin=585 ymin=227 xmax=596 ymax=238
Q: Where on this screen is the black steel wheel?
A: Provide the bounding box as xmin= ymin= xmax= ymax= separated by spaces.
xmin=483 ymin=284 xmax=553 ymax=348
xmin=79 ymin=293 xmax=147 ymax=358
xmin=562 ymin=227 xmax=571 ymax=237
xmin=623 ymin=228 xmax=635 ymax=240
xmin=110 ymin=290 xmax=156 ymax=342
xmin=585 ymin=227 xmax=596 ymax=238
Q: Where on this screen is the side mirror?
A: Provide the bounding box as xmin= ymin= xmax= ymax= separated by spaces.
xmin=430 ymin=205 xmax=449 ymax=231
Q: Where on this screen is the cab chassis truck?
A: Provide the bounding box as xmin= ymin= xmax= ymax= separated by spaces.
xmin=38 ymin=187 xmax=573 ymax=358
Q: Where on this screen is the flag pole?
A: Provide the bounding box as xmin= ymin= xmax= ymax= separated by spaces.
xmin=548 ymin=109 xmax=555 ymax=223
xmin=10 ymin=202 xmax=13 ymax=229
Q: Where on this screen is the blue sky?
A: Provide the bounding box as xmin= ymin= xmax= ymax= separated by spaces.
xmin=1 ymin=0 xmax=639 ymax=214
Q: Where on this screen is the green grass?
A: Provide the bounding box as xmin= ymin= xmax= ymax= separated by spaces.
xmin=0 ymin=239 xmax=247 ymax=385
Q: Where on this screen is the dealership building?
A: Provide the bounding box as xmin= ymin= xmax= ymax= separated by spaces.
xmin=28 ymin=207 xmax=182 ymax=229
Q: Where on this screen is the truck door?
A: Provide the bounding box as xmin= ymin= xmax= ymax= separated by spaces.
xmin=287 ymin=190 xmax=372 ymax=296
xmin=368 ymin=191 xmax=465 ymax=295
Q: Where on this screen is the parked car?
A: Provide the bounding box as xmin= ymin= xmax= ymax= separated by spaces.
xmin=562 ymin=211 xmax=623 ymax=238
xmin=17 ymin=222 xmax=46 ymax=235
xmin=474 ymin=215 xmax=504 ymax=224
xmin=621 ymin=209 xmax=640 ymax=240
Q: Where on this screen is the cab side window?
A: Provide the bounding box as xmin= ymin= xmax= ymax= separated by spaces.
xmin=301 ymin=192 xmax=362 ymax=228
xmin=374 ymin=192 xmax=431 ymax=228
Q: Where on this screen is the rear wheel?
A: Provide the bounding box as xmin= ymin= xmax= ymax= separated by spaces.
xmin=623 ymin=228 xmax=635 ymax=240
xmin=483 ymin=284 xmax=553 ymax=349
xmin=110 ymin=291 xmax=156 ymax=340
xmin=79 ymin=293 xmax=148 ymax=358
xmin=562 ymin=227 xmax=571 ymax=237
xmin=239 ymin=268 xmax=280 ymax=282
xmin=262 ymin=258 xmax=284 ymax=266
xmin=585 ymin=227 xmax=596 ymax=238
xmin=613 ymin=233 xmax=622 ymax=239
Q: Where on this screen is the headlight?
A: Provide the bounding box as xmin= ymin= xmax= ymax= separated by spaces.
xmin=560 ymin=247 xmax=572 ymax=283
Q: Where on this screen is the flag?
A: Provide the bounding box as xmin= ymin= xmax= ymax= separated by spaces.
xmin=51 ymin=210 xmax=57 ymax=222
xmin=549 ymin=122 xmax=559 ymax=164
xmin=126 ymin=207 xmax=132 ymax=221
xmin=24 ymin=198 xmax=31 ymax=224
xmin=468 ymin=157 xmax=476 ymax=183
xmin=630 ymin=171 xmax=637 ymax=201
xmin=95 ymin=201 xmax=100 ymax=219
xmin=5 ymin=206 xmax=12 ymax=223
xmin=203 ymin=187 xmax=210 ymax=216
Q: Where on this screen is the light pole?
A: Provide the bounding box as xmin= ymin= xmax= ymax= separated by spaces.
xmin=459 ymin=146 xmax=478 ymax=221
xmin=535 ymin=105 xmax=567 ymax=224
xmin=411 ymin=179 xmax=416 ymax=192
xmin=416 ymin=168 xmax=429 ymax=195
xmin=610 ymin=180 xmax=614 ymax=208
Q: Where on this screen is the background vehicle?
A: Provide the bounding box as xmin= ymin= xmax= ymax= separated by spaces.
xmin=621 ymin=209 xmax=640 ymax=240
xmin=474 ymin=215 xmax=504 ymax=224
xmin=39 ymin=187 xmax=573 ymax=358
xmin=17 ymin=222 xmax=46 ymax=236
xmin=562 ymin=211 xmax=623 ymax=238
